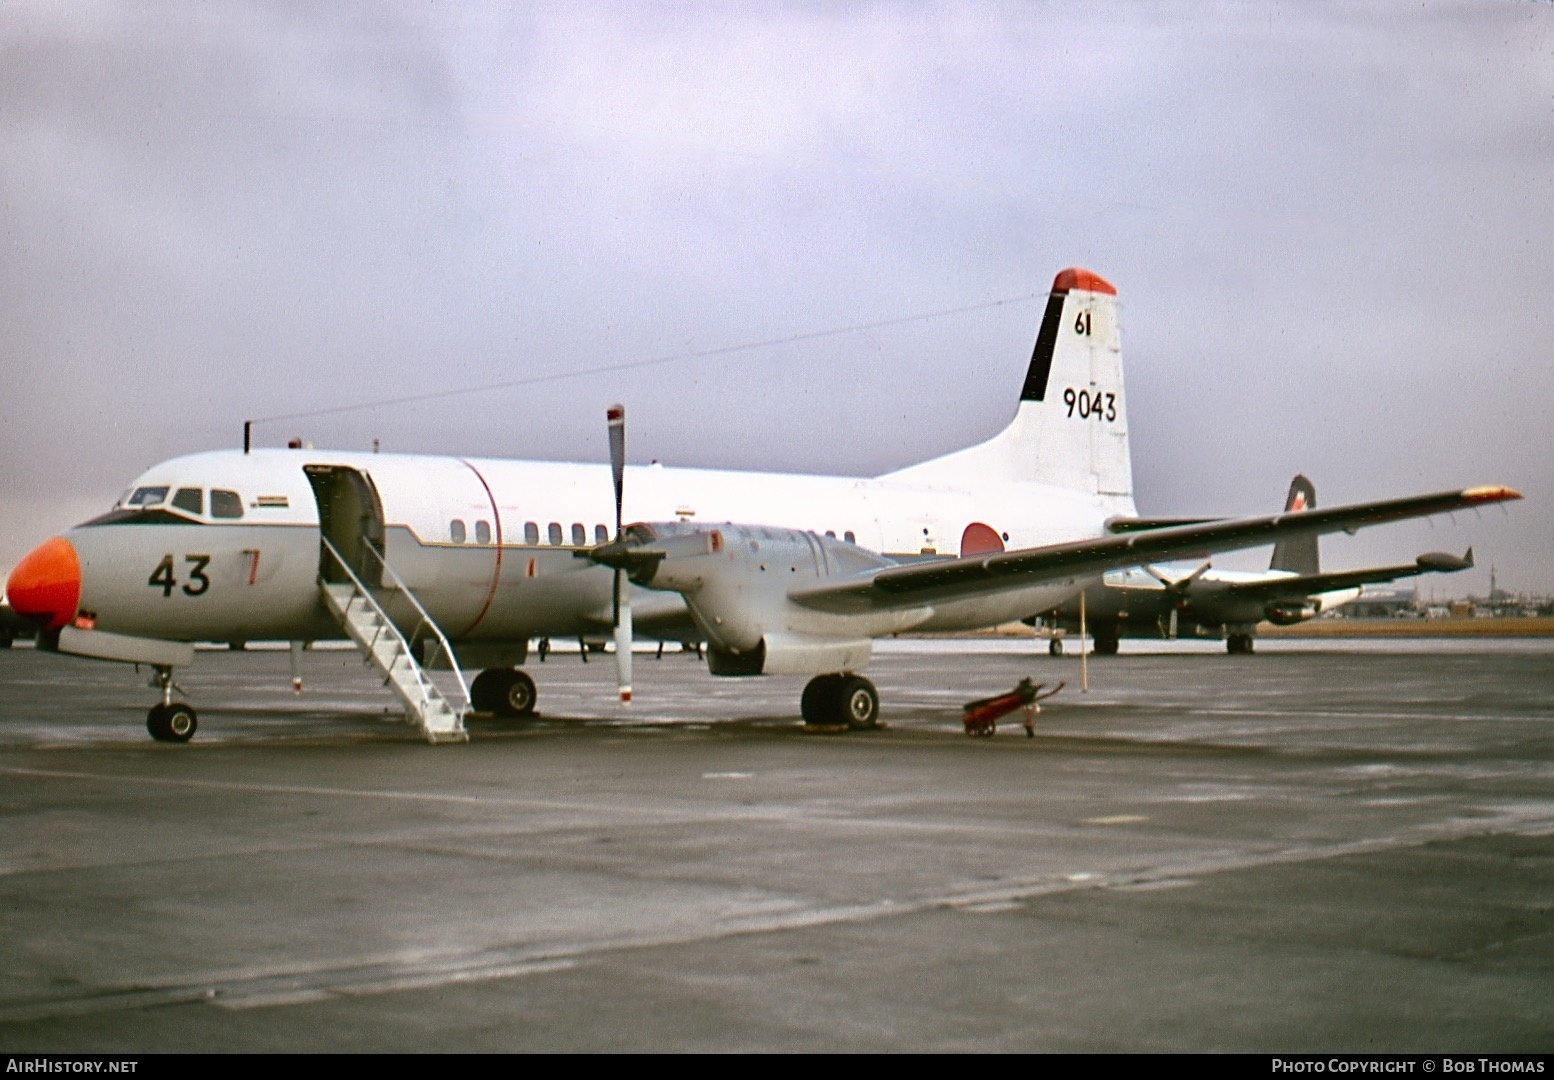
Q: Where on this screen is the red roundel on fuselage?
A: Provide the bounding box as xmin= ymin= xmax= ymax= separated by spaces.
xmin=960 ymin=522 xmax=1005 ymax=557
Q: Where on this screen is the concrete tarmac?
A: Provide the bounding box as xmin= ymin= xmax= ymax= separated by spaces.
xmin=0 ymin=638 xmax=1551 ymax=1052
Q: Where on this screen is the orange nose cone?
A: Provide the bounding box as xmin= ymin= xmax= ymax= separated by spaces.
xmin=6 ymin=536 xmax=81 ymax=631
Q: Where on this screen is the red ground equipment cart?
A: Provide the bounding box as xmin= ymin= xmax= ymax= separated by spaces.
xmin=961 ymin=678 xmax=1065 ymax=737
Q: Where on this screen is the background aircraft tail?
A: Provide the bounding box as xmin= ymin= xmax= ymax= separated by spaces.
xmin=1270 ymin=474 xmax=1320 ymax=575
xmin=881 ymin=268 xmax=1133 ymax=508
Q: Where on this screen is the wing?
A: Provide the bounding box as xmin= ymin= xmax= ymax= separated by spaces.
xmin=789 ymin=486 xmax=1517 ymax=614
xmin=1208 ymin=550 xmax=1473 ymax=604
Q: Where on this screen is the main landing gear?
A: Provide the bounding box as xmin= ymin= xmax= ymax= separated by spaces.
xmin=1091 ymin=625 xmax=1121 ymax=655
xmin=470 ymin=667 xmax=538 ymax=717
xmin=145 ymin=665 xmax=197 ymax=743
xmin=800 ymin=674 xmax=880 ymax=730
xmin=1226 ymin=632 xmax=1256 ymax=655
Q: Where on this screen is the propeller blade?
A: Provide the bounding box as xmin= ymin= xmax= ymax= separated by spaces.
xmin=607 ymin=404 xmax=631 ymax=704
xmin=615 ymin=568 xmax=632 ymax=704
xmin=608 ymin=404 xmax=626 ymax=537
xmin=1168 ymin=606 xmax=1178 ymax=640
xmin=1145 ymin=561 xmax=1211 ymax=594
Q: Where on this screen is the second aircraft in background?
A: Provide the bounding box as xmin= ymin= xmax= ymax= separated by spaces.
xmin=1035 ymin=475 xmax=1475 ymax=655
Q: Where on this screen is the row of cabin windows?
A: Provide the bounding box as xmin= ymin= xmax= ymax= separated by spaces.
xmin=127 ymin=485 xmax=244 ymax=519
xmin=448 ymin=520 xmax=612 ymax=546
xmin=447 ymin=520 xmax=859 ymax=547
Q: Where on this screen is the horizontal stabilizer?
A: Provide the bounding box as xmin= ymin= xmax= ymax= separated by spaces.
xmin=1205 ymin=549 xmax=1475 ymax=604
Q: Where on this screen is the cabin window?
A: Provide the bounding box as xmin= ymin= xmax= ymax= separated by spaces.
xmin=127 ymin=486 xmax=168 ymax=508
xmin=825 ymin=530 xmax=836 ymax=539
xmin=475 ymin=520 xmax=492 ymax=545
xmin=844 ymin=530 xmax=856 ymax=544
xmin=171 ymin=488 xmax=203 ymax=515
xmin=594 ymin=524 xmax=609 ymax=543
xmin=524 ymin=521 xmax=539 ymax=545
xmin=547 ymin=522 xmax=563 ymax=546
xmin=210 ymin=490 xmax=244 ymax=519
xmin=450 ymin=519 xmax=466 ymax=543
xmin=570 ymin=523 xmax=586 ymax=546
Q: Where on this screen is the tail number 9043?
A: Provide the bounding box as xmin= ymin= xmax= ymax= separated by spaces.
xmin=149 ymin=554 xmax=211 ymax=597
xmin=1063 ymin=387 xmax=1117 ymax=422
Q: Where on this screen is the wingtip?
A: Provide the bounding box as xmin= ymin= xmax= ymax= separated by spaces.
xmin=1462 ymin=485 xmax=1522 ymax=502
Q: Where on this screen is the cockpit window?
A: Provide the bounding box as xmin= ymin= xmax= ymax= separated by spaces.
xmin=210 ymin=489 xmax=244 ymax=519
xmin=171 ymin=488 xmax=203 ymax=515
xmin=126 ymin=486 xmax=169 ymax=508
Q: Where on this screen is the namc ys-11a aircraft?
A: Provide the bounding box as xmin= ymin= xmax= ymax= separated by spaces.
xmin=5 ymin=268 xmax=1521 ymax=743
xmin=1036 ymin=475 xmax=1476 ymax=655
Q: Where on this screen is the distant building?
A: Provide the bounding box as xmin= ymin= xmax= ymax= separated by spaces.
xmin=1340 ymin=583 xmax=1419 ymax=619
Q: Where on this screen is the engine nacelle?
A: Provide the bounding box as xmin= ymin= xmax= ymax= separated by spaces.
xmin=707 ymin=632 xmax=873 ymax=678
xmin=592 ymin=521 xmax=893 ymax=672
xmin=1264 ymin=601 xmax=1317 ymax=626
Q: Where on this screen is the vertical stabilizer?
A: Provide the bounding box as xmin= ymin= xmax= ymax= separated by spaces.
xmin=1270 ymin=474 xmax=1319 ymax=575
xmin=881 ymin=268 xmax=1133 ymax=509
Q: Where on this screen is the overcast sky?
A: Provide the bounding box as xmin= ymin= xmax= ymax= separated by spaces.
xmin=4 ymin=1 xmax=1551 ymax=595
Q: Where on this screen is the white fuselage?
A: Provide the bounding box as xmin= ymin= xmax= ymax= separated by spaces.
xmin=66 ymin=446 xmax=1131 ymax=646
xmin=34 ymin=273 xmax=1138 ymax=661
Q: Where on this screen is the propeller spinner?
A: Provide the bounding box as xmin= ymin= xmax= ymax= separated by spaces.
xmin=1144 ymin=562 xmax=1212 ymax=640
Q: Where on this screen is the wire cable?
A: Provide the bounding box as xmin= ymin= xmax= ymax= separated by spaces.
xmin=247 ymin=291 xmax=1040 ymax=427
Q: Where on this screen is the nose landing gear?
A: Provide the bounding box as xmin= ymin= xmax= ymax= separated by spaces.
xmin=145 ymin=665 xmax=197 ymax=742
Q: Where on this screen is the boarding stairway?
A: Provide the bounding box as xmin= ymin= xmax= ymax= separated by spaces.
xmin=319 ymin=536 xmax=470 ymax=744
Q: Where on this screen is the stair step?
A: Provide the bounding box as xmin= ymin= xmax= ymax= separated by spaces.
xmin=319 ymin=575 xmax=467 ymax=745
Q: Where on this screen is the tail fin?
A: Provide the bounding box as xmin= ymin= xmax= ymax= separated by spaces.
xmin=881 ymin=268 xmax=1133 ymax=509
xmin=1269 ymin=474 xmax=1319 ymax=575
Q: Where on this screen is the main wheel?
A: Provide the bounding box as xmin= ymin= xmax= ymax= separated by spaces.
xmin=801 ymin=675 xmax=878 ymax=729
xmin=470 ymin=668 xmax=505 ymax=712
xmin=471 ymin=668 xmax=539 ymax=716
xmin=1092 ymin=633 xmax=1120 ymax=655
xmin=1048 ymin=638 xmax=1063 ymax=657
xmin=499 ymin=669 xmax=538 ymax=716
xmin=147 ymin=703 xmax=197 ymax=743
xmin=838 ymin=676 xmax=879 ymax=730
xmin=1227 ymin=633 xmax=1255 ymax=655
xmin=801 ymin=675 xmax=844 ymax=726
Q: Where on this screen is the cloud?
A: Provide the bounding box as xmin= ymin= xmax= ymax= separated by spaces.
xmin=3 ymin=1 xmax=1551 ymax=593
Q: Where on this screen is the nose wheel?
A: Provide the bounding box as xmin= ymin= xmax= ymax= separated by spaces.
xmin=145 ymin=665 xmax=197 ymax=742
xmin=147 ymin=702 xmax=198 ymax=742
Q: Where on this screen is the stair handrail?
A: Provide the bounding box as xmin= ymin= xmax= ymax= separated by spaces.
xmin=318 ymin=536 xmax=471 ymax=715
xmin=357 ymin=540 xmax=472 ymax=713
